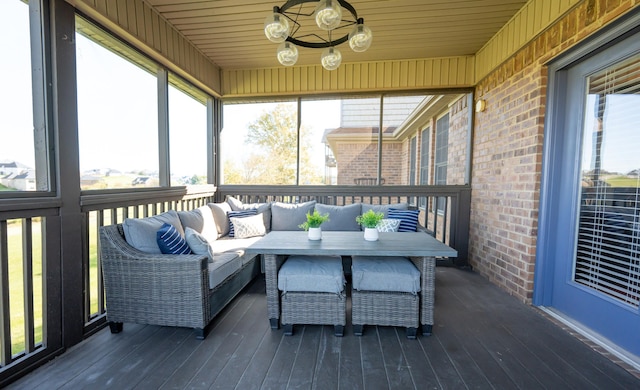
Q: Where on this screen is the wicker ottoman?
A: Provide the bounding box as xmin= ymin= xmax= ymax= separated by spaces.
xmin=278 ymin=255 xmax=346 ymax=336
xmin=351 ymin=256 xmax=421 ymax=339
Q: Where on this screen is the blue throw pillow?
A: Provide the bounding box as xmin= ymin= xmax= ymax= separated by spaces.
xmin=388 ymin=209 xmax=420 ymax=232
xmin=156 ymin=223 xmax=192 ymax=254
xmin=227 ymin=209 xmax=257 ymax=237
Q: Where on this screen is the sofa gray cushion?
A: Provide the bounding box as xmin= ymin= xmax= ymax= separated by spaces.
xmin=208 ymin=202 xmax=232 ymax=238
xmin=314 ymin=203 xmax=361 ymax=231
xmin=361 ymin=202 xmax=409 ymax=217
xmin=122 ymin=210 xmax=184 ymax=254
xmin=278 ymin=255 xmax=345 ymax=293
xmin=209 ymin=236 xmax=262 ymax=266
xmin=271 ymin=201 xmax=316 ymax=231
xmin=207 ymin=252 xmax=242 ymax=289
xmin=352 ymin=256 xmax=421 ymax=294
xmin=227 ymin=196 xmax=272 ymax=231
xmin=177 ymin=206 xmax=218 ymax=243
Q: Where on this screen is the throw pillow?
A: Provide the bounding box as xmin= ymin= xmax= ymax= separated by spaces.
xmin=377 ymin=218 xmax=401 ymax=232
xmin=208 ymin=202 xmax=232 ymax=238
xmin=271 ymin=201 xmax=316 ymax=231
xmin=226 ymin=196 xmax=272 ymax=231
xmin=227 ymin=209 xmax=257 ymax=237
xmin=156 ymin=223 xmax=192 ymax=254
xmin=230 ymin=214 xmax=266 ymax=239
xmin=314 ymin=203 xmax=361 ymax=231
xmin=362 ymin=202 xmax=409 ymax=217
xmin=122 ymin=210 xmax=184 ymax=254
xmin=185 ymin=227 xmax=215 ymax=262
xmin=177 ymin=206 xmax=218 ymax=243
xmin=388 ymin=208 xmax=420 ymax=232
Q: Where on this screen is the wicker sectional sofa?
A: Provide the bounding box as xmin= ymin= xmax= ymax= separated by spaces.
xmin=99 ymin=197 xmax=415 ymax=339
xmin=99 ymin=204 xmax=263 ymax=339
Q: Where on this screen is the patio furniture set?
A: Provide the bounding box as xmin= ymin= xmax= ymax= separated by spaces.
xmin=99 ymin=197 xmax=456 ymax=340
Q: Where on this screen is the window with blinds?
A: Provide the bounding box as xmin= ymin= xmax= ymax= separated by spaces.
xmin=575 ymin=53 xmax=640 ymax=307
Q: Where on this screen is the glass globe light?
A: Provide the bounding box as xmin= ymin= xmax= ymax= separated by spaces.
xmin=315 ymin=0 xmax=342 ymax=31
xmin=321 ymin=47 xmax=342 ymax=71
xmin=349 ymin=20 xmax=373 ymax=52
xmin=277 ymin=42 xmax=298 ymax=66
xmin=264 ymin=12 xmax=289 ymax=43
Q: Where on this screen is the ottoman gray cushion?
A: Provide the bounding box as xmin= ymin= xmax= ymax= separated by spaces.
xmin=352 ymin=256 xmax=421 ymax=294
xmin=278 ymin=255 xmax=345 ymax=293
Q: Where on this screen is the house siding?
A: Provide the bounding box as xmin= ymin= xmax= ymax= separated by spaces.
xmin=471 ymin=0 xmax=639 ymax=303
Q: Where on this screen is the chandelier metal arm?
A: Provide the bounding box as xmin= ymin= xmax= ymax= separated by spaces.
xmin=287 ymin=34 xmax=349 ymax=49
xmin=277 ymin=0 xmax=358 ymax=48
xmin=279 ymin=0 xmax=358 ymax=20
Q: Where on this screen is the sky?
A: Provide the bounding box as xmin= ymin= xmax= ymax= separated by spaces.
xmin=581 ymin=94 xmax=640 ymax=175
xmin=1 ymin=1 xmax=34 ymax=167
xmin=0 ymin=0 xmax=340 ymax=179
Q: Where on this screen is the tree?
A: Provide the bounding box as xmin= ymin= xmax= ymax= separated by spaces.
xmin=230 ymin=103 xmax=323 ymax=185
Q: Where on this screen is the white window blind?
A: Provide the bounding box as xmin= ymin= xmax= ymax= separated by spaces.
xmin=575 ymin=53 xmax=640 ymax=307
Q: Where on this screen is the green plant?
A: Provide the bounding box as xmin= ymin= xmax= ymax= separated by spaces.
xmin=356 ymin=209 xmax=384 ymax=228
xmin=298 ymin=210 xmax=330 ymax=230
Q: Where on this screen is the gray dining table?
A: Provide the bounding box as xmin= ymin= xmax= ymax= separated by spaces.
xmin=245 ymin=230 xmax=458 ymax=335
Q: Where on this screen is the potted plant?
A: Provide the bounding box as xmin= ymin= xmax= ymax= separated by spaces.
xmin=298 ymin=210 xmax=330 ymax=240
xmin=356 ymin=209 xmax=384 ymax=241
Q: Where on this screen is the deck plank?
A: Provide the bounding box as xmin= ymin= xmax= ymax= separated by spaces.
xmin=378 ymin=327 xmax=415 ymax=389
xmin=337 ymin=329 xmax=364 ymax=390
xmin=310 ymin=326 xmax=341 ymax=390
xmin=7 ymin=268 xmax=640 ymax=390
xmin=286 ymin=325 xmax=321 ymax=389
xmin=157 ymin=281 xmax=261 ymax=389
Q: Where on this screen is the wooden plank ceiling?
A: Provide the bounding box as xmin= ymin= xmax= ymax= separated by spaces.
xmin=145 ymin=0 xmax=529 ymax=71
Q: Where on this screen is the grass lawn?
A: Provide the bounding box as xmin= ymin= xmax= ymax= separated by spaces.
xmin=7 ymin=217 xmax=100 ymax=356
xmin=604 ymin=175 xmax=640 ymax=187
xmin=7 ymin=219 xmax=44 ymax=355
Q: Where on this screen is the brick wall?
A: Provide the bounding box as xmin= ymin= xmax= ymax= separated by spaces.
xmin=471 ymin=0 xmax=639 ymax=303
xmin=335 ymin=142 xmax=404 ymax=185
xmin=449 ymin=97 xmax=469 ymax=185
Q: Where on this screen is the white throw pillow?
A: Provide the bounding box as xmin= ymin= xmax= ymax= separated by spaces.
xmin=230 ymin=214 xmax=266 ymax=239
xmin=185 ymin=227 xmax=215 ymax=262
xmin=178 ymin=206 xmax=218 ymax=243
xmin=377 ymin=218 xmax=401 ymax=232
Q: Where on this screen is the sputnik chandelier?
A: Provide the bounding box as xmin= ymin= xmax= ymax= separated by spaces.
xmin=264 ymin=0 xmax=373 ymax=70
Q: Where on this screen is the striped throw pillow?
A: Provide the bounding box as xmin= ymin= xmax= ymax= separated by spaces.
xmin=387 ymin=209 xmax=420 ymax=232
xmin=156 ymin=223 xmax=192 ymax=254
xmin=227 ymin=209 xmax=257 ymax=237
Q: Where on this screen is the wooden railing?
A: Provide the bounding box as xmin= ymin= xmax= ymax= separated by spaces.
xmin=216 ymin=184 xmax=471 ymax=267
xmin=0 ymin=198 xmax=61 ymax=382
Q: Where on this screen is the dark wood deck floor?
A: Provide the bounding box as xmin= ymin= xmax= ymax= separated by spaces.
xmin=9 ymin=267 xmax=640 ymax=389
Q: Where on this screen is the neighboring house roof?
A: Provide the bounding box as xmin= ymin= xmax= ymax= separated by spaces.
xmin=0 ymin=162 xmax=18 ymax=168
xmin=323 ymin=126 xmax=398 ymax=155
xmin=13 ymin=170 xmax=36 ymax=180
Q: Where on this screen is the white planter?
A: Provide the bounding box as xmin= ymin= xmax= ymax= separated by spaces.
xmin=363 ymin=227 xmax=379 ymax=241
xmin=308 ymin=227 xmax=322 ymax=240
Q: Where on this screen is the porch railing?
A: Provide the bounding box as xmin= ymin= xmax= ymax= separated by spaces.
xmin=216 ymin=184 xmax=471 ymax=267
